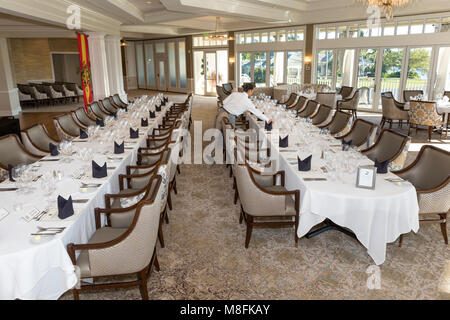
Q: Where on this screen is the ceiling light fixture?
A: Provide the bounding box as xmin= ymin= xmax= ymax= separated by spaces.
xmin=204 ymin=17 xmax=234 ymax=42
xmin=358 ymin=0 xmax=411 ymax=20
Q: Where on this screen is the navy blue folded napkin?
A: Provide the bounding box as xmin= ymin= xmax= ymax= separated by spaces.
xmin=342 ymin=139 xmax=352 ymax=151
xmin=149 ymin=110 xmax=156 ymax=119
xmin=124 ymin=106 xmax=128 ymax=112
xmin=79 ymin=129 xmax=88 ymax=139
xmin=155 ymin=105 xmax=162 ymax=112
xmin=114 ymin=141 xmax=124 ymax=154
xmin=57 ymin=195 xmax=74 ymax=220
xmin=298 ymin=155 xmax=312 ymax=172
xmin=374 ymin=159 xmax=389 ymax=174
xmin=8 ymin=164 xmax=15 ymax=182
xmin=96 ymin=118 xmax=105 ymax=127
xmin=141 ymin=118 xmax=148 ymax=127
xmin=163 ymin=97 xmax=168 ymax=103
xmin=130 ymin=128 xmax=139 ymax=139
xmin=265 ymin=121 xmax=272 ymax=131
xmin=49 ymin=143 xmax=59 ymax=156
xmin=92 ymin=161 xmax=107 ymax=178
xmin=112 ymin=112 xmax=117 ymax=119
xmin=279 ymin=135 xmax=289 ymax=148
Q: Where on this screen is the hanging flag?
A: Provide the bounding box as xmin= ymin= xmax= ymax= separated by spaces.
xmin=77 ymin=33 xmax=93 ymax=112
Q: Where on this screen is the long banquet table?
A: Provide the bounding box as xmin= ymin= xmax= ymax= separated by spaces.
xmin=0 ymin=98 xmax=170 ymax=300
xmin=245 ymin=104 xmax=420 ymax=265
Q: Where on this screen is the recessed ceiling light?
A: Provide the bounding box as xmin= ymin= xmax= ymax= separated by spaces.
xmin=146 ymin=1 xmax=152 ymax=4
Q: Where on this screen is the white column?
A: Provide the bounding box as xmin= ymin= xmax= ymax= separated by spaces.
xmin=0 ymin=38 xmax=20 ymax=116
xmin=105 ymin=35 xmax=127 ymax=102
xmin=87 ymin=32 xmax=110 ymax=101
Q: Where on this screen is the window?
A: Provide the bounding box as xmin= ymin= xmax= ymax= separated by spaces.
xmin=239 ymin=53 xmax=251 ymax=86
xmin=238 ymin=34 xmax=245 ymax=44
xmin=136 ymin=42 xmax=145 ymax=88
xmin=287 ymin=51 xmax=303 ymax=84
xmin=155 ymin=43 xmax=165 ymax=53
xmin=397 ymin=21 xmax=409 ymax=35
xmin=168 ymin=42 xmax=177 ymax=88
xmin=246 ymin=34 xmax=252 ymax=44
xmin=348 ymin=25 xmax=358 ymax=38
xmin=253 ymin=33 xmax=260 ymax=43
xmin=435 ymin=47 xmax=450 ymax=95
xmin=359 ymin=24 xmax=369 ymax=37
xmin=383 ymin=23 xmax=395 ymax=36
xmin=270 ymin=52 xmax=284 ymax=86
xmin=278 ymin=31 xmax=286 ymax=42
xmin=410 ymin=20 xmax=424 ymax=34
xmin=442 ymin=17 xmax=450 ymax=32
xmin=316 ymin=50 xmax=333 ymax=87
xmin=318 ymin=28 xmax=326 ymax=39
xmin=370 ymin=25 xmax=381 ymax=37
xmin=405 ymin=47 xmax=432 ymax=93
xmin=337 ymin=26 xmax=347 ymax=39
xmin=253 ymin=52 xmax=267 ymax=87
xmin=261 ymin=32 xmax=268 ymax=43
xmin=327 ymin=27 xmax=336 ymax=39
xmin=145 ymin=43 xmax=155 ymax=87
xmin=296 ymin=29 xmax=304 ymax=40
xmin=179 ymin=42 xmax=186 ymax=88
xmin=425 ymin=19 xmax=439 ymax=33
xmin=287 ymin=30 xmax=295 ymax=41
xmin=269 ymin=32 xmax=276 ymax=42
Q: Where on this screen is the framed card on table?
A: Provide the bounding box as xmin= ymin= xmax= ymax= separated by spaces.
xmin=356 ymin=165 xmax=376 ymax=190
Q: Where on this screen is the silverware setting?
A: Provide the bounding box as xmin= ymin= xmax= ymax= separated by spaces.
xmin=80 ymin=182 xmax=102 ymax=188
xmin=34 ymin=209 xmax=49 ymax=221
xmin=33 ymin=175 xmax=43 ymax=182
xmin=39 ymin=159 xmax=60 ymax=162
xmin=73 ymin=199 xmax=89 ymax=204
xmin=37 ymin=226 xmax=66 ymax=232
xmin=304 ymin=178 xmax=328 ymax=181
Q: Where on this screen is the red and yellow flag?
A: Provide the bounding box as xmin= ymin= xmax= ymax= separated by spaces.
xmin=77 ymin=33 xmax=93 ymax=112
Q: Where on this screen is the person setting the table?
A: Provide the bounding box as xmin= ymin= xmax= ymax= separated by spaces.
xmin=221 ymin=83 xmax=273 ymax=128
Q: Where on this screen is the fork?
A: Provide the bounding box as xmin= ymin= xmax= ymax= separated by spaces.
xmin=37 ymin=226 xmax=66 ymax=232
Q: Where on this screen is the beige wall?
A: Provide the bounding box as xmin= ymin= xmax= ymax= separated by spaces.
xmin=9 ymin=38 xmax=78 ymax=84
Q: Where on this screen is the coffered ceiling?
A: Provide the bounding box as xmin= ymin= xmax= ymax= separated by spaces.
xmin=0 ymin=0 xmax=449 ymax=39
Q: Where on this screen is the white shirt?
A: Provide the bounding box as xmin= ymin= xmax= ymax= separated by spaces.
xmin=223 ymin=92 xmax=270 ymax=122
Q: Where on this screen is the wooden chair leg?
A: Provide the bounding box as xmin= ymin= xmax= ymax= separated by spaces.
xmin=399 ymin=234 xmax=403 ymax=247
xmin=389 ymin=120 xmax=393 ymax=129
xmin=428 ymin=126 xmax=432 ymax=141
xmin=154 ymin=252 xmax=161 ymax=272
xmin=408 ymin=125 xmax=412 ymax=136
xmin=234 ymin=188 xmax=239 ymax=205
xmin=167 ymin=192 xmax=172 ymax=211
xmin=245 ymin=215 xmax=254 ymax=248
xmin=439 ymin=213 xmax=448 ymax=245
xmin=177 ymin=165 xmax=181 ymax=174
xmin=172 ymin=178 xmax=177 ymax=195
xmin=138 ymin=269 xmax=149 ymax=300
xmin=380 ymin=117 xmax=385 ymax=128
xmin=72 ymin=289 xmax=80 ymax=300
xmin=158 ymin=218 xmax=165 ymax=248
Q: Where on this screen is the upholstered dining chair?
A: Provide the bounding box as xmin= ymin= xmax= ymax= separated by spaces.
xmin=279 ymin=93 xmax=298 ymax=107
xmin=408 ymin=100 xmax=443 ymax=141
xmin=21 ymin=124 xmax=60 ymax=156
xmin=403 ymin=90 xmax=424 ymax=102
xmin=72 ymin=107 xmax=97 ymax=127
xmin=311 ymin=105 xmax=333 ymax=126
xmin=361 ymin=129 xmax=411 ymax=171
xmin=89 ymin=101 xmax=111 ymax=119
xmin=336 ymin=119 xmax=377 ymax=149
xmin=67 ymin=175 xmax=162 ymax=300
xmin=234 ymin=162 xmax=300 ymax=248
xmin=380 ymin=93 xmax=410 ymax=129
xmin=338 ymin=86 xmax=354 ymax=100
xmin=216 ymin=86 xmax=228 ymax=102
xmin=53 ymin=113 xmax=85 ymax=140
xmin=316 ymin=92 xmax=337 ymax=108
xmin=113 ymin=94 xmax=128 ymax=108
xmin=290 ymin=96 xmax=308 ymax=111
xmin=318 ymin=110 xmax=352 ymax=136
xmin=101 ymin=98 xmax=119 ymax=114
xmin=223 ymin=83 xmax=233 ymax=95
xmin=0 ymin=134 xmax=42 ymax=169
xmin=297 ymin=100 xmax=319 ymax=118
xmin=393 ymin=145 xmax=450 ymax=245
xmin=382 ymin=91 xmax=405 ymax=109
xmin=337 ymin=89 xmax=360 ymax=120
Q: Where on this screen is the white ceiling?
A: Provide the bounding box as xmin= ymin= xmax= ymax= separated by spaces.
xmin=0 ymin=0 xmax=450 ymax=39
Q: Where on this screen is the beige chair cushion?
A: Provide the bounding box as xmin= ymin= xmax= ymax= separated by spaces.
xmin=265 ymin=186 xmax=297 ymax=216
xmin=77 ymin=227 xmax=127 ymax=278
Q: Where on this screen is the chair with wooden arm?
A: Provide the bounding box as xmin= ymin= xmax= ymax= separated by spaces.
xmin=279 ymin=93 xmax=298 ymax=107
xmin=311 ymin=105 xmax=332 ymax=126
xmin=21 ymin=124 xmax=60 ymax=156
xmin=53 ymin=113 xmax=85 ymax=140
xmin=101 ymin=98 xmax=119 ymax=114
xmin=403 ymin=89 xmax=424 ymax=103
xmin=318 ymin=110 xmax=352 ymax=136
xmin=72 ymin=107 xmax=97 ymax=128
xmin=297 ymin=100 xmax=319 ymax=118
xmin=66 ymin=175 xmax=162 ymax=300
xmin=234 ymin=162 xmax=300 ymax=248
xmin=393 ymin=145 xmax=450 ymax=245
xmin=337 ymin=89 xmax=360 ymax=120
xmin=291 ymin=96 xmax=308 ymax=112
xmin=89 ymin=101 xmax=111 ymax=119
xmin=0 ymin=134 xmax=43 ymax=169
xmin=336 ymin=119 xmax=377 ymax=150
xmin=380 ymin=93 xmax=410 ymax=129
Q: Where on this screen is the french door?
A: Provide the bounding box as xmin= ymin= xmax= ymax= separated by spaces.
xmin=194 ymin=49 xmax=228 ymax=96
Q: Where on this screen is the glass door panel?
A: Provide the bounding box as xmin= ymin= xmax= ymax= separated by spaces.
xmin=287 ymin=51 xmax=303 ymax=84
xmin=168 ymin=42 xmax=177 ymax=89
xmin=136 ymin=42 xmax=146 ymax=89
xmin=144 ymin=43 xmax=156 ymax=89
xmin=157 ymin=60 xmax=166 ymax=91
xmin=179 ymin=42 xmax=187 ymax=89
xmin=270 ymin=52 xmax=284 ymax=86
xmin=357 ymin=48 xmax=378 ymax=108
xmin=434 ymin=47 xmax=450 ymax=98
xmin=253 ymin=52 xmax=267 ymax=87
xmin=336 ymin=49 xmax=355 ymax=89
xmin=316 ymin=50 xmax=333 ymax=88
xmin=380 ymin=48 xmax=404 ymax=100
xmin=205 ymin=52 xmax=217 ymax=95
xmin=194 ymin=51 xmax=205 ymax=95
xmin=405 ymin=47 xmax=432 ymax=98
xmin=216 ymin=50 xmax=228 ymax=87
xmin=239 ymin=53 xmax=251 ymax=86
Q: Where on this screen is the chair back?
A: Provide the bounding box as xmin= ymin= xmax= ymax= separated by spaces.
xmin=341 ymin=90 xmax=360 ymax=110
xmin=54 ymin=113 xmax=81 ymax=137
xmin=74 ymin=108 xmax=96 ymax=127
xmin=291 ymin=96 xmax=307 ymax=111
xmin=234 ymin=164 xmax=284 ymax=217
xmin=363 ymin=129 xmax=409 ymax=163
xmin=112 ymin=94 xmax=125 ymax=108
xmin=403 ymin=90 xmax=423 ymax=102
xmin=21 ymin=124 xmax=56 ymax=153
xmin=89 ymin=102 xmax=109 ymax=119
xmin=409 ymin=100 xmax=442 ymax=126
xmin=298 ymin=100 xmax=319 ymax=118
xmin=223 ymin=83 xmax=233 ymax=94
xmin=88 ymin=176 xmax=162 ymax=277
xmin=341 ymin=119 xmax=376 ymax=147
xmin=396 ymin=145 xmax=450 ymax=191
xmin=325 ymin=111 xmax=351 ymax=135
xmin=312 ymin=105 xmax=332 ymax=126
xmin=216 ymin=86 xmax=228 ymax=101
xmin=281 ymin=93 xmax=297 ymax=106
xmin=0 ymin=134 xmax=40 ymax=169
xmin=339 ymin=86 xmax=354 ymax=99
xmin=316 ymin=92 xmax=336 ymax=107
xmin=101 ymin=98 xmax=117 ymax=114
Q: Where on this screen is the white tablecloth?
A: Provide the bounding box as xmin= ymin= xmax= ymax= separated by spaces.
xmin=0 ymin=100 xmax=170 ymax=300
xmin=247 ymin=112 xmax=419 ymax=265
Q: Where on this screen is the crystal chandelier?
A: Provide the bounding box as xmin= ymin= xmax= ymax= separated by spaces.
xmin=359 ymin=0 xmax=411 ymax=20
xmin=204 ymin=17 xmax=234 ymax=42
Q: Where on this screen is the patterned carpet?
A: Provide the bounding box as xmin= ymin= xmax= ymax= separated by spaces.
xmin=61 ymin=92 xmax=450 ymax=300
